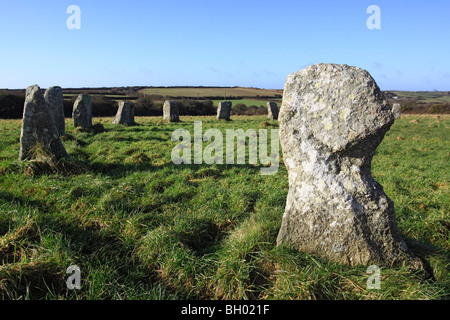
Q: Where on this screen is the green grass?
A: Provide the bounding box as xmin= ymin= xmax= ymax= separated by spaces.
xmin=0 ymin=115 xmax=448 ymax=300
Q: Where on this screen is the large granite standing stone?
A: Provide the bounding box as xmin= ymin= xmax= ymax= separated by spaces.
xmin=163 ymin=100 xmax=180 ymax=122
xmin=277 ymin=64 xmax=424 ymax=270
xmin=392 ymin=103 xmax=401 ymax=119
xmin=73 ymin=94 xmax=92 ymax=128
xmin=19 ymin=85 xmax=68 ymax=161
xmin=113 ymin=101 xmax=135 ymax=125
xmin=44 ymin=86 xmax=65 ymax=136
xmin=267 ymin=102 xmax=279 ymax=120
xmin=217 ymin=101 xmax=232 ymax=120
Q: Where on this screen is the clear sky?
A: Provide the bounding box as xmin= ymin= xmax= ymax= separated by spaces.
xmin=0 ymin=0 xmax=449 ymax=90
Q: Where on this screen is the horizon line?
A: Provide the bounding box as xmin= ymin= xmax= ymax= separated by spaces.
xmin=1 ymin=85 xmax=448 ymax=93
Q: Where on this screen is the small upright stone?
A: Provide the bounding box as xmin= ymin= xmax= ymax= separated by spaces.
xmin=277 ymin=63 xmax=424 ymax=270
xmin=44 ymin=86 xmax=65 ymax=136
xmin=113 ymin=101 xmax=135 ymax=125
xmin=267 ymin=102 xmax=279 ymax=120
xmin=163 ymin=100 xmax=180 ymax=122
xmin=73 ymin=94 xmax=92 ymax=128
xmin=19 ymin=85 xmax=68 ymax=161
xmin=217 ymin=101 xmax=232 ymax=120
xmin=392 ymin=103 xmax=401 ymax=119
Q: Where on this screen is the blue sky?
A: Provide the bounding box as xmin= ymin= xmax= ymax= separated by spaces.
xmin=0 ymin=0 xmax=449 ymax=90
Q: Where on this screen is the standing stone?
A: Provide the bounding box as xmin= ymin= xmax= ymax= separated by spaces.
xmin=113 ymin=101 xmax=135 ymax=125
xmin=73 ymin=94 xmax=92 ymax=128
xmin=267 ymin=102 xmax=279 ymax=120
xmin=163 ymin=100 xmax=180 ymax=122
xmin=277 ymin=64 xmax=424 ymax=270
xmin=217 ymin=101 xmax=232 ymax=120
xmin=392 ymin=103 xmax=401 ymax=119
xmin=44 ymin=86 xmax=65 ymax=136
xmin=19 ymin=85 xmax=68 ymax=161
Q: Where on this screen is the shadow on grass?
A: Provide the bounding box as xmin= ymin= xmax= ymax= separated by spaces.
xmin=175 ymin=218 xmax=226 ymax=257
xmin=42 ymin=213 xmax=186 ymax=299
xmin=105 ymin=136 xmax=167 ymax=143
xmin=402 ymin=235 xmax=450 ymax=282
xmin=0 ymin=190 xmax=51 ymax=213
xmin=0 ymin=197 xmax=183 ymax=299
xmin=88 ymin=158 xmax=264 ymax=178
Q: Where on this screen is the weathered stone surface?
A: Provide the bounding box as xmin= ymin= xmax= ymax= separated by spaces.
xmin=163 ymin=100 xmax=180 ymax=122
xmin=217 ymin=101 xmax=232 ymax=120
xmin=267 ymin=102 xmax=279 ymax=120
xmin=113 ymin=101 xmax=135 ymax=125
xmin=19 ymin=85 xmax=68 ymax=161
xmin=73 ymin=94 xmax=92 ymax=128
xmin=44 ymin=86 xmax=65 ymax=136
xmin=277 ymin=63 xmax=424 ymax=270
xmin=392 ymin=103 xmax=401 ymax=119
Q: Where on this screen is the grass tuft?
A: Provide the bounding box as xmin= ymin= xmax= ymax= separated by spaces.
xmin=18 ymin=143 xmax=87 ymax=177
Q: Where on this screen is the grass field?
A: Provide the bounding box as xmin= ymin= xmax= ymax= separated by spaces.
xmin=0 ymin=115 xmax=448 ymax=300
xmin=390 ymin=91 xmax=450 ymax=104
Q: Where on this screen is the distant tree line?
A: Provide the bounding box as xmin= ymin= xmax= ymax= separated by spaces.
xmin=0 ymin=93 xmax=25 ymax=119
xmin=134 ymin=97 xmax=216 ymax=116
xmin=0 ymin=93 xmax=217 ymax=119
xmin=399 ymin=99 xmax=450 ymax=114
xmin=2 ymin=91 xmax=448 ymax=119
xmin=232 ymin=103 xmax=267 ymax=116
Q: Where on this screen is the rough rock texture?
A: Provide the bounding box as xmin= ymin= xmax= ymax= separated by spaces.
xmin=73 ymin=94 xmax=92 ymax=128
xmin=163 ymin=100 xmax=180 ymax=122
xmin=277 ymin=64 xmax=424 ymax=270
xmin=113 ymin=101 xmax=135 ymax=125
xmin=267 ymin=102 xmax=279 ymax=120
xmin=217 ymin=101 xmax=232 ymax=120
xmin=392 ymin=103 xmax=401 ymax=119
xmin=19 ymin=85 xmax=68 ymax=161
xmin=44 ymin=86 xmax=65 ymax=136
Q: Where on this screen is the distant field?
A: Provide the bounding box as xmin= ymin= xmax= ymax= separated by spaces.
xmin=139 ymin=87 xmax=283 ymax=98
xmin=63 ymin=94 xmax=129 ymax=99
xmin=389 ymin=91 xmax=450 ymax=104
